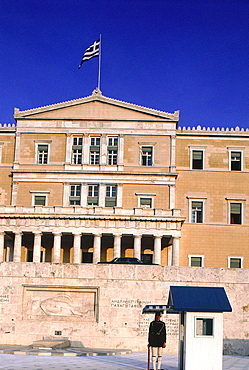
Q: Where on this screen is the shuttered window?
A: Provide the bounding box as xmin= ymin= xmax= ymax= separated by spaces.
xmin=192 ymin=150 xmax=203 ymax=169
xmin=141 ymin=146 xmax=153 ymax=166
xmin=191 ymin=201 xmax=203 ymax=223
xmin=105 ymin=185 xmax=117 ymax=207
xmin=231 ymin=151 xmax=241 ymax=171
xmin=140 ymin=198 xmax=152 ymax=208
xmin=230 ymin=203 xmax=242 ymax=224
xmin=34 ymin=196 xmax=46 ymax=206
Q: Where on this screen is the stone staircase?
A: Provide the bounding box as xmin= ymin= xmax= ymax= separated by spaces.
xmin=32 ymin=337 xmax=70 ymax=349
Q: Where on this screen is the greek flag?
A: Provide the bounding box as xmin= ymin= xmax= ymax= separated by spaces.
xmin=78 ymin=39 xmax=100 ymax=69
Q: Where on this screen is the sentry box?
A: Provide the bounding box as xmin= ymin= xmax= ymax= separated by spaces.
xmin=142 ymin=286 xmax=232 ymax=370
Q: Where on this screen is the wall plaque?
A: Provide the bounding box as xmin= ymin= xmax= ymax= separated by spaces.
xmin=22 ymin=285 xmax=99 ymax=322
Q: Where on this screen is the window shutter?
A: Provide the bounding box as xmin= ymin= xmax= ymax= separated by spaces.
xmin=34 ymin=196 xmax=46 ymax=206
xmin=231 ymin=203 xmax=241 ymax=214
xmin=87 ymin=196 xmax=98 ymax=205
xmin=72 ymin=145 xmax=82 ymax=150
xmin=140 ymin=198 xmax=152 ymax=206
xmin=38 ymin=145 xmax=48 ymax=152
xmin=231 ymin=152 xmax=241 ymax=159
xmin=105 ymin=197 xmax=116 ymax=207
xmin=142 ymin=147 xmax=152 ymax=153
xmin=192 ymin=201 xmax=202 ymax=209
xmin=90 ymin=145 xmax=100 ymax=152
xmin=107 ymin=146 xmax=118 ymax=151
xmin=193 ymin=151 xmax=203 ymax=159
xmin=69 ymin=196 xmax=81 ymax=202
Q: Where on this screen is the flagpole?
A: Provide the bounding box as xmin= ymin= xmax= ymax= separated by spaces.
xmin=98 ymin=34 xmax=102 ymax=90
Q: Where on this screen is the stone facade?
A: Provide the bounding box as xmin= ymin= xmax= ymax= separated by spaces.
xmin=0 ymin=263 xmax=248 ymax=355
xmin=0 ymin=90 xmax=248 ymax=354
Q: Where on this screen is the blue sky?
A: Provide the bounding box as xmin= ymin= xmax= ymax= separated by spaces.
xmin=0 ymin=0 xmax=248 ymax=128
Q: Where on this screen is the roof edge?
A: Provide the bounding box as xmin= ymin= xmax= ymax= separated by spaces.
xmin=14 ymin=88 xmax=180 ymax=121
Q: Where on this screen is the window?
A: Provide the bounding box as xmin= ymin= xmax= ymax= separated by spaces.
xmin=230 ymin=151 xmax=242 ymax=171
xmin=191 ymin=201 xmax=203 ymax=223
xmin=195 ymin=318 xmax=213 ymax=336
xmin=72 ymin=136 xmax=83 ymax=164
xmin=107 ymin=137 xmax=118 ymax=165
xmin=189 ymin=255 xmax=204 ymax=267
xmin=34 ymin=195 xmax=46 ymax=206
xmin=108 ymin=137 xmax=118 ymax=147
xmin=90 ymin=137 xmax=100 ymax=165
xmin=192 ymin=150 xmax=204 ymax=170
xmin=69 ymin=185 xmax=81 ymax=205
xmin=228 ymin=257 xmax=243 ymax=268
xmin=87 ymin=185 xmax=99 ymax=205
xmin=139 ymin=198 xmax=152 ymax=208
xmin=91 ymin=137 xmax=100 ymax=146
xmin=37 ymin=144 xmax=48 ymax=164
xmin=141 ymin=146 xmax=153 ymax=166
xmin=230 ymin=203 xmax=242 ymax=224
xmin=105 ymin=185 xmax=117 ymax=207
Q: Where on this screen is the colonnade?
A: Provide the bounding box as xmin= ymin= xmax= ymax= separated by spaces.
xmin=0 ymin=231 xmax=180 ymax=266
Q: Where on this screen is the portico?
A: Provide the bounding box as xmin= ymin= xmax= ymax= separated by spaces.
xmin=0 ymin=205 xmax=184 ymax=266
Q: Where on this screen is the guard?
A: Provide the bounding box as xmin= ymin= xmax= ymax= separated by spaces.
xmin=148 ymin=311 xmax=166 ymax=370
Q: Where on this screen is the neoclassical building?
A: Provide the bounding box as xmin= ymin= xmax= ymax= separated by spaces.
xmin=0 ymin=89 xmax=248 ymax=269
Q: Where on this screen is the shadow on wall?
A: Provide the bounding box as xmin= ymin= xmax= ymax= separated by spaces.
xmin=223 ymin=339 xmax=249 ymax=356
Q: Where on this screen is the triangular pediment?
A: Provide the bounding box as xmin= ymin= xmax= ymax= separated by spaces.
xmin=14 ymin=89 xmax=179 ymax=122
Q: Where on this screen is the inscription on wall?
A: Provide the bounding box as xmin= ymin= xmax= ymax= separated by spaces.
xmin=138 ymin=315 xmax=179 ymax=337
xmin=111 ymin=299 xmax=150 ymax=309
xmin=0 ymin=294 xmax=9 ymax=303
xmin=110 ymin=298 xmax=179 ymax=338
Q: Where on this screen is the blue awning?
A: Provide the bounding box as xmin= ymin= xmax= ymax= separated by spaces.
xmin=168 ymin=286 xmax=232 ymax=313
xmin=142 ymin=305 xmax=171 ymax=314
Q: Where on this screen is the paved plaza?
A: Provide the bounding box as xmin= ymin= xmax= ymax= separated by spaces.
xmin=0 ymin=352 xmax=248 ymax=370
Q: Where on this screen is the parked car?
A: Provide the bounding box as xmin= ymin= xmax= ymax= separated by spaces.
xmin=104 ymin=257 xmax=144 ymax=264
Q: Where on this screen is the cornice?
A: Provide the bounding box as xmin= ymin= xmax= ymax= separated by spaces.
xmin=14 ymin=89 xmax=180 ymax=121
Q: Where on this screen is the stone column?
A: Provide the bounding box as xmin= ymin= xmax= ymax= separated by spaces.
xmin=0 ymin=232 xmax=5 ymax=262
xmin=133 ymin=235 xmax=142 ymax=260
xmin=11 ymin=181 xmax=18 ymax=206
xmin=153 ymin=236 xmax=162 ymax=265
xmin=172 ymin=236 xmax=180 ymax=266
xmin=13 ymin=232 xmax=22 ymax=262
xmin=101 ymin=134 xmax=107 ymax=166
xmin=53 ymin=233 xmax=62 ymax=263
xmin=93 ymin=234 xmax=101 ymax=264
xmin=170 ymin=134 xmax=176 ymax=173
xmin=33 ymin=232 xmax=42 ymax=263
xmin=99 ymin=184 xmax=105 ymax=207
xmin=113 ymin=234 xmax=122 ymax=259
xmin=65 ymin=133 xmax=72 ymax=165
xmin=13 ymin=132 xmax=20 ymax=169
xmin=82 ymin=134 xmax=90 ymax=168
xmin=73 ymin=233 xmax=82 ymax=264
xmin=169 ymin=184 xmax=176 ymax=210
xmin=116 ymin=184 xmax=122 ymax=207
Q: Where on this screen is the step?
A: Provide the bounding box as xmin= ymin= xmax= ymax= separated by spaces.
xmin=32 ymin=338 xmax=70 ymax=349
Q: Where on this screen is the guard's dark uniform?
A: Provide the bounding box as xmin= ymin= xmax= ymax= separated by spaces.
xmin=148 ymin=318 xmax=167 ymax=370
xmin=148 ymin=320 xmax=166 ymax=347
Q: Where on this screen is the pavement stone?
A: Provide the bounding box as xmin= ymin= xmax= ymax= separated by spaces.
xmin=0 ymin=346 xmax=248 ymax=369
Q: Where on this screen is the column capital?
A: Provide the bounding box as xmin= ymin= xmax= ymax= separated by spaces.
xmin=33 ymin=231 xmax=42 ymax=236
xmin=73 ymin=232 xmax=82 ymax=237
xmin=14 ymin=231 xmax=23 ymax=236
xmin=134 ymin=234 xmax=142 ymax=239
xmin=113 ymin=233 xmax=122 ymax=238
xmin=53 ymin=232 xmax=62 ymax=236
